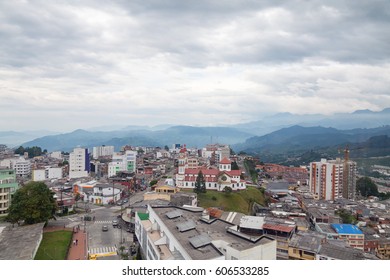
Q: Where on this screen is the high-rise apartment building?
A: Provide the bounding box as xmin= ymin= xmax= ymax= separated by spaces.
xmin=310 ymin=158 xmax=356 ymax=200
xmin=69 ymin=147 xmax=90 ymax=179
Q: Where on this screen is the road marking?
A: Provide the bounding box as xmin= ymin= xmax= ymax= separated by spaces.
xmin=89 ymin=246 xmax=117 ymax=255
xmin=94 ymin=220 xmax=112 ymax=224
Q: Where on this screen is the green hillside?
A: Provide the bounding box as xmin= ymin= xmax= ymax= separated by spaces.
xmin=189 ymin=187 xmax=266 ymax=215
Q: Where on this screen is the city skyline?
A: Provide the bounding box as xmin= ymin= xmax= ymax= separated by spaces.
xmin=1 ymin=0 xmax=389 ymax=132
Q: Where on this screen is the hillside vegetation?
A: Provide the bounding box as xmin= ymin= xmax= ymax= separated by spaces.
xmin=193 ymin=187 xmax=266 ymax=215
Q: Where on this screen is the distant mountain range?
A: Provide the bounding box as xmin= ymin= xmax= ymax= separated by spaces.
xmin=230 ymin=108 xmax=390 ymax=135
xmin=232 ymin=125 xmax=390 ymax=154
xmin=231 ymin=125 xmax=390 ymax=167
xmin=20 ymin=126 xmax=255 ymax=152
xmin=0 ymin=108 xmax=388 ymax=153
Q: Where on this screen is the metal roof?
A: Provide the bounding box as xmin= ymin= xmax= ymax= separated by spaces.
xmin=166 ymin=209 xmax=183 ymax=219
xmin=263 ymin=223 xmax=295 ymax=233
xmin=189 ymin=233 xmax=212 ymax=248
xmin=331 ymin=224 xmax=363 ymax=235
xmin=176 ymin=220 xmax=196 ymax=232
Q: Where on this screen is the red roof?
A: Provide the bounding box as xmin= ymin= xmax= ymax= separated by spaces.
xmin=185 ymin=168 xmax=219 ymax=176
xmin=219 ymin=157 xmax=232 ymax=164
xmin=263 ymin=223 xmax=295 ymax=233
xmin=226 ymin=170 xmax=241 ymax=177
xmin=184 ymin=176 xmax=217 ymax=182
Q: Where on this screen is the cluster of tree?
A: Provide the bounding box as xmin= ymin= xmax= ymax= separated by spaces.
xmin=7 ymin=182 xmax=57 ymax=225
xmin=14 ymin=146 xmax=47 ymax=158
xmin=356 ymin=177 xmax=390 ymax=200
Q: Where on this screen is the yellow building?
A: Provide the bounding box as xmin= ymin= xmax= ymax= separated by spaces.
xmin=377 ymin=239 xmax=390 ymax=260
xmin=144 ymin=185 xmax=179 ymax=201
xmin=288 ymin=233 xmax=325 ymax=260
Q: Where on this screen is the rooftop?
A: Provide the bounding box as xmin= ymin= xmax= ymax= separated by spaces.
xmin=319 ymin=243 xmax=365 ymax=260
xmin=0 ymin=223 xmax=45 ymax=260
xmin=331 ymin=224 xmax=363 ymax=235
xmin=151 ymin=206 xmax=275 ymax=260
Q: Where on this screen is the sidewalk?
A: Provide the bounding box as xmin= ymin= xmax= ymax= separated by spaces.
xmin=67 ymin=228 xmax=87 ymax=260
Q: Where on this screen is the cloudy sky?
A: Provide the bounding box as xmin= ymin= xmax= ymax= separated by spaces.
xmin=1 ymin=0 xmax=389 ymax=132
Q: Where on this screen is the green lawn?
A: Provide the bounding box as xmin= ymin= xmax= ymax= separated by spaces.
xmin=34 ymin=230 xmax=73 ymax=260
xmin=189 ymin=186 xmax=266 ymax=214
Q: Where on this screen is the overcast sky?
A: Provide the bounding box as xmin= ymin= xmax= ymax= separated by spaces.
xmin=1 ymin=0 xmax=389 ymax=132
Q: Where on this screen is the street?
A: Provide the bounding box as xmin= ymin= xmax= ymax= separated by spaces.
xmin=48 ymin=189 xmax=146 ymax=259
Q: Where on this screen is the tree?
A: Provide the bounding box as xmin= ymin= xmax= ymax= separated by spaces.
xmin=150 ymin=179 xmax=158 ymax=187
xmin=223 ymin=186 xmax=232 ymax=195
xmin=194 ymin=170 xmax=206 ymax=193
xmin=231 ymin=161 xmax=239 ymax=170
xmin=164 ymin=145 xmax=169 ymax=151
xmin=336 ymin=209 xmax=357 ymax=224
xmin=14 ymin=146 xmax=43 ymax=158
xmin=356 ymin=177 xmax=379 ymax=197
xmin=7 ymin=182 xmax=57 ymax=225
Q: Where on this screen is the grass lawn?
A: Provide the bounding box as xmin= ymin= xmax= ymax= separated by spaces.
xmin=34 ymin=230 xmax=73 ymax=260
xmin=189 ymin=186 xmax=266 ymax=214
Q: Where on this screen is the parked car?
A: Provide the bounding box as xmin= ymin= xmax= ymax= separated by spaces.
xmin=102 ymin=225 xmax=108 ymax=232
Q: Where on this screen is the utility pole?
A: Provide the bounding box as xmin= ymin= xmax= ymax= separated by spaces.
xmin=120 ymin=203 xmax=123 ymax=244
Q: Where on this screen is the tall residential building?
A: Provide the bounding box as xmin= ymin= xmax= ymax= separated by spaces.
xmin=92 ymin=145 xmax=114 ymax=159
xmin=310 ymin=158 xmax=357 ymax=200
xmin=108 ymin=150 xmax=137 ymax=177
xmin=69 ymin=148 xmax=90 ymax=179
xmin=0 ymin=168 xmax=19 ymax=214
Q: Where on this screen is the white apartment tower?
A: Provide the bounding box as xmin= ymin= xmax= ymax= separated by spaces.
xmin=69 ymin=147 xmax=90 ymax=179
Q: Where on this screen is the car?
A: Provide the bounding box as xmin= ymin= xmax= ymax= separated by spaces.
xmin=116 ymin=200 xmax=124 ymax=206
xmin=112 ymin=220 xmax=119 ymax=227
xmin=102 ymin=225 xmax=108 ymax=232
xmin=123 ymin=199 xmax=128 ymax=203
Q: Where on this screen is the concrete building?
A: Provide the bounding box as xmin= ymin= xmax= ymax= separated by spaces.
xmin=49 ymin=151 xmax=62 ymax=160
xmin=135 ymin=205 xmax=277 ymax=260
xmin=14 ymin=157 xmax=31 ymax=177
xmin=108 ymin=150 xmax=137 ymax=178
xmin=0 ymin=168 xmax=19 ymax=214
xmin=331 ymin=224 xmax=365 ymax=250
xmin=92 ymin=145 xmax=114 ymax=159
xmin=201 ymin=144 xmax=230 ymax=163
xmin=288 ymin=232 xmax=326 ymax=260
xmin=316 ymin=242 xmax=366 ymax=260
xmin=32 ymin=166 xmax=63 ymax=181
xmin=69 ymin=147 xmax=90 ymax=179
xmin=309 ymin=158 xmax=357 ymax=200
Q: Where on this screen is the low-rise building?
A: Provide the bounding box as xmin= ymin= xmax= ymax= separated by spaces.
xmin=331 ymin=224 xmax=365 ymax=250
xmin=377 ymin=238 xmax=390 ymax=259
xmin=288 ymin=232 xmax=326 ymax=260
xmin=135 ymin=205 xmax=277 ymax=260
xmin=316 ymin=242 xmax=366 ymax=260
